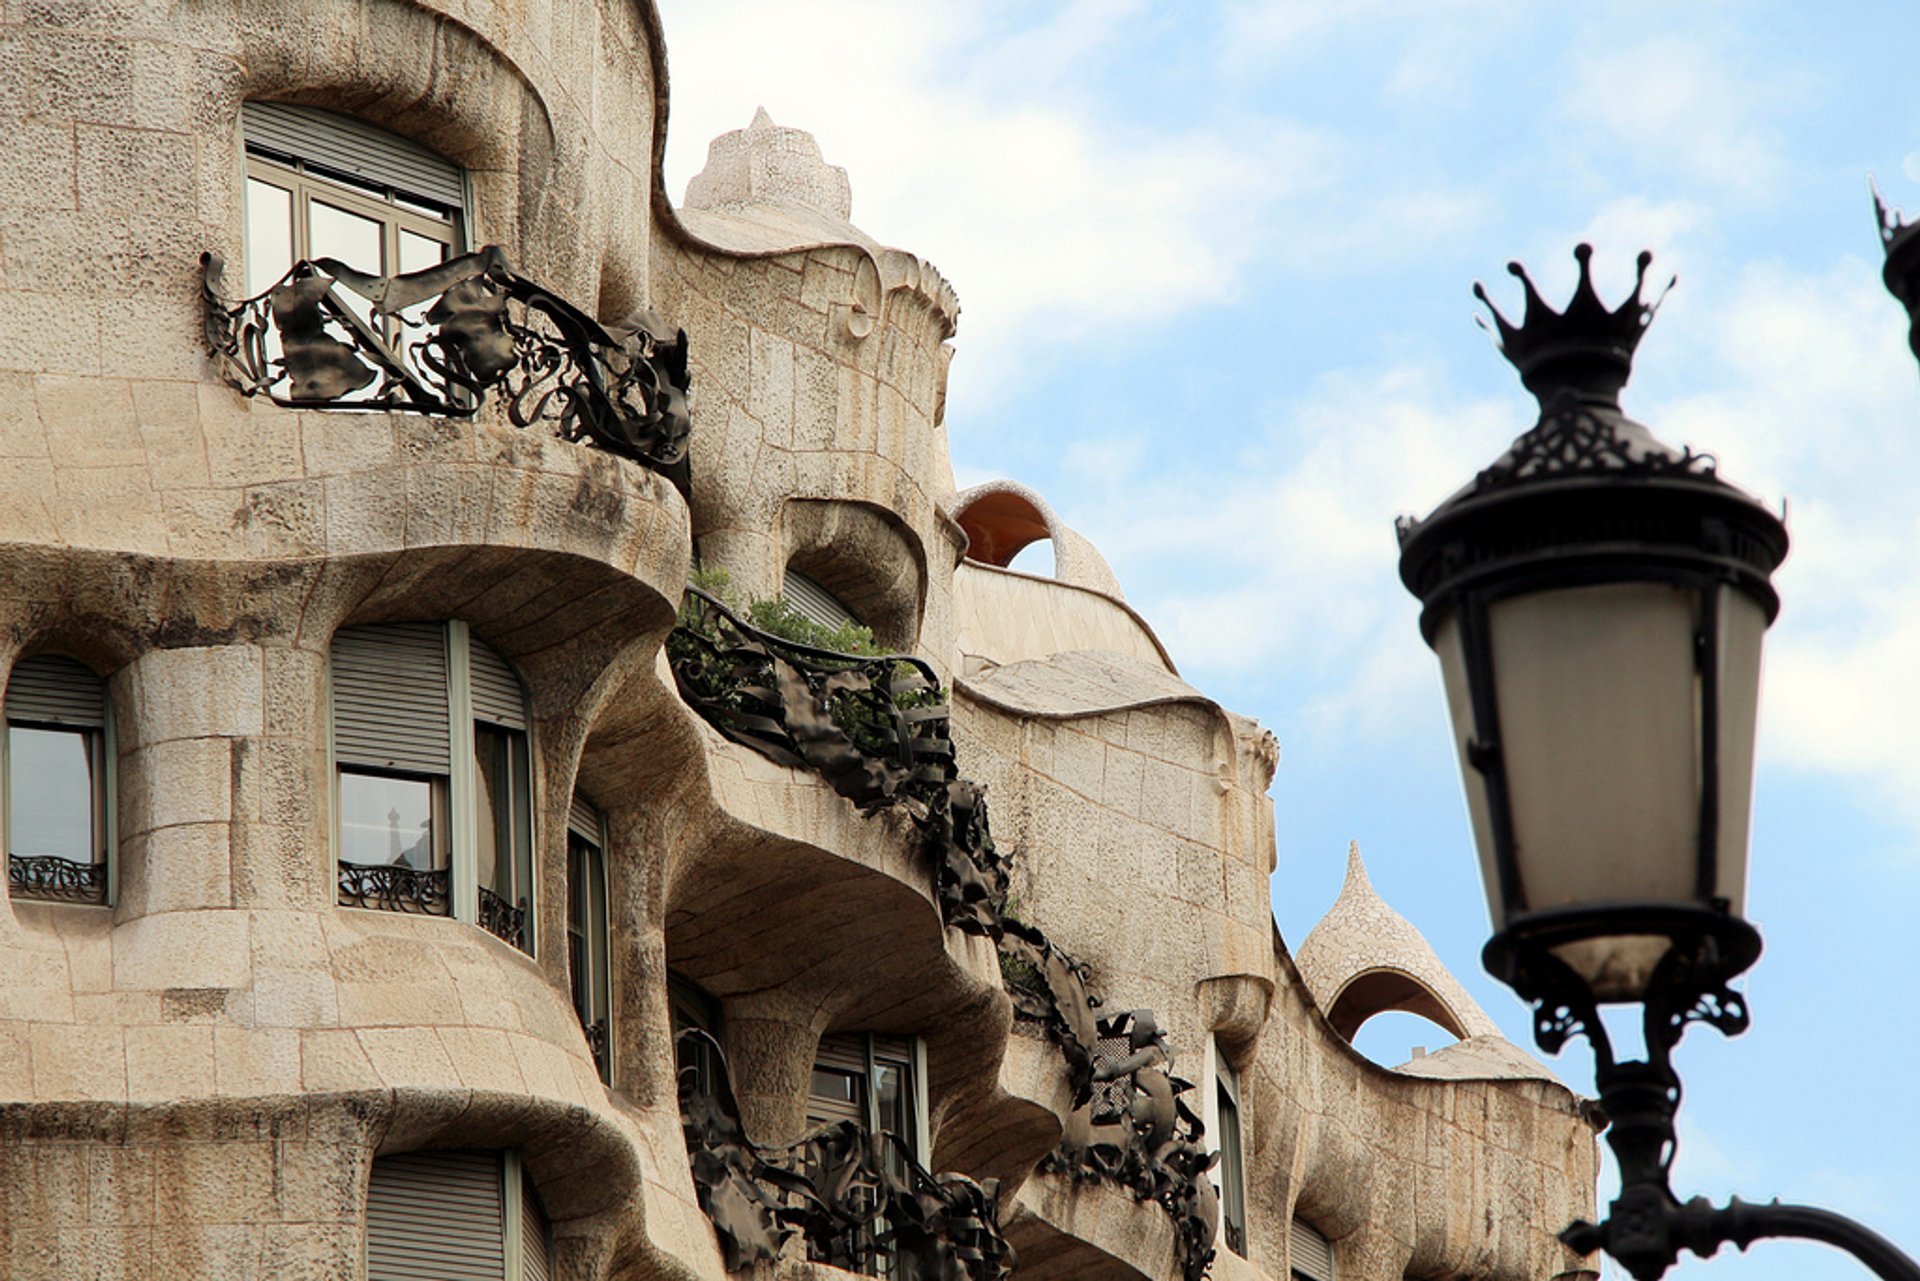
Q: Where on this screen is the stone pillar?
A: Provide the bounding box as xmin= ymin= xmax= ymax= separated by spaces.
xmin=721 ymin=1006 xmax=823 ymax=1147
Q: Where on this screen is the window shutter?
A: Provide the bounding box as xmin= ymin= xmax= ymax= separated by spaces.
xmin=520 ymin=1174 xmax=553 ymax=1281
xmin=1291 ymin=1218 xmax=1335 ymax=1281
xmin=331 ymin=624 xmax=451 ymax=774
xmin=5 ymin=656 xmax=105 ymax=727
xmin=782 ymin=568 xmax=860 ymax=631
xmin=366 ymin=1150 xmax=505 ymax=1281
xmin=242 ymin=101 xmax=465 ymax=211
xmin=468 ymin=639 xmax=526 ymax=730
xmin=567 ymin=794 xmax=602 ymax=844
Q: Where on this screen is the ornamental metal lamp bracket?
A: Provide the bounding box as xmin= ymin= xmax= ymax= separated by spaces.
xmin=1400 ymin=245 xmax=1919 ymax=1281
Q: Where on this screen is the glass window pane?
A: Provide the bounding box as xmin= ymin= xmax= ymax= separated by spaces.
xmin=307 ymin=198 xmax=384 ymax=347
xmin=338 ymin=771 xmax=439 ymax=868
xmin=244 ymin=177 xmax=295 ymax=295
xmin=8 ymin=726 xmax=95 ymax=862
xmin=473 ymin=726 xmax=526 ymax=899
xmin=399 ymin=229 xmax=448 ymax=274
xmin=308 ymin=198 xmax=384 ymax=274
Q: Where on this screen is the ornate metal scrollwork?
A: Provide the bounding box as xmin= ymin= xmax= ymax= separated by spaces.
xmin=336 ymin=860 xmax=451 ymax=916
xmin=200 ymin=247 xmax=692 ymax=490
xmin=677 ymin=1029 xmax=1016 ymax=1280
xmin=8 ymin=854 xmax=107 ymax=904
xmin=667 ymin=588 xmax=1011 ymax=937
xmin=477 ymin=886 xmax=528 ymax=949
xmin=1041 ymin=1009 xmax=1220 ymax=1281
xmin=1473 ymin=395 xmax=1716 ymax=493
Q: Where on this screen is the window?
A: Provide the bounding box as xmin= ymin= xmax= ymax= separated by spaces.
xmin=668 ymin=971 xmax=722 ymax=1102
xmin=5 ymin=655 xmax=110 ymax=905
xmin=1291 ymin=1218 xmax=1335 ymax=1281
xmin=808 ymin=1033 xmax=928 ymax=1278
xmin=1216 ymin=1057 xmax=1246 ymax=1256
xmin=331 ymin=622 xmax=534 ymax=951
xmin=567 ymin=795 xmax=611 ymax=1083
xmin=782 ymin=567 xmax=862 ymax=633
xmin=365 ymin=1149 xmax=550 ymax=1281
xmin=241 ymin=101 xmax=465 ymax=297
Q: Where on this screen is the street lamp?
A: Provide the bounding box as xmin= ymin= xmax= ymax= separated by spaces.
xmin=1396 ymin=244 xmax=1920 ymax=1281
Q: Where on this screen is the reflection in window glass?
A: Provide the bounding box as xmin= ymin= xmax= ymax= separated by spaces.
xmin=8 ymin=727 xmax=95 ymax=862
xmin=338 ymin=771 xmax=438 ymax=867
xmin=244 ymin=177 xmax=294 ymax=295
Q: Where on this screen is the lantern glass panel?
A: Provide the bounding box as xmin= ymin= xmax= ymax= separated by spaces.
xmin=1435 ymin=611 xmax=1501 ymax=922
xmin=1712 ymin=585 xmax=1766 ymax=916
xmin=1491 ymin=581 xmax=1701 ymax=918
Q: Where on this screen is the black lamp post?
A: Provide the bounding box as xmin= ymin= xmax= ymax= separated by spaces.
xmin=1397 ymin=244 xmax=1920 ymax=1281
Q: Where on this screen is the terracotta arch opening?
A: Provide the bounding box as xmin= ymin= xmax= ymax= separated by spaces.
xmin=954 ymin=490 xmax=1053 ymax=569
xmin=1326 ymin=967 xmax=1470 ymax=1043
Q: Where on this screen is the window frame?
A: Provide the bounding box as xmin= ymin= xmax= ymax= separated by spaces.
xmin=243 ymin=151 xmax=461 ymax=285
xmin=567 ymin=797 xmax=612 ymax=1083
xmin=328 ymin=621 xmax=537 ymax=952
xmin=3 ymin=655 xmax=114 ymax=908
xmin=669 ymin=970 xmax=723 ymax=1102
xmin=1216 ymin=1053 xmax=1247 ymax=1257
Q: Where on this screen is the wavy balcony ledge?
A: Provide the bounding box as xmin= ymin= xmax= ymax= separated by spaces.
xmin=200 ymin=246 xmax=693 ymax=496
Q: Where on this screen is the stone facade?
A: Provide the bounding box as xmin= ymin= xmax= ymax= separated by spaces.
xmin=0 ymin=3 xmax=1597 ymax=1279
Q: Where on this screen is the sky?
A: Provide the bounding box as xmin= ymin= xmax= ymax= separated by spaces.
xmin=652 ymin=3 xmax=1920 ymax=1278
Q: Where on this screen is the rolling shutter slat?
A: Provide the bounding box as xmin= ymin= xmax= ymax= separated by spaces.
xmin=332 ymin=624 xmax=450 ymax=774
xmin=568 ymin=794 xmax=602 ymax=844
xmin=469 ymin=640 xmax=526 ymax=730
xmin=783 ymin=568 xmax=860 ymax=631
xmin=242 ymin=101 xmax=465 ymax=211
xmin=521 ymin=1174 xmax=552 ymax=1281
xmin=5 ymin=655 xmax=105 ymax=727
xmin=1291 ymin=1218 xmax=1335 ymax=1281
xmin=367 ymin=1150 xmax=504 ymax=1281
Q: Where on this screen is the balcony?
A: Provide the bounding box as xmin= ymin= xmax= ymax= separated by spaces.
xmin=200 ymin=246 xmax=692 ymax=495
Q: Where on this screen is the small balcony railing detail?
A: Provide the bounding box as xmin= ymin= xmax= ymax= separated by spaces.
xmin=9 ymin=854 xmax=107 ymax=904
xmin=477 ymin=885 xmax=528 ymax=950
xmin=336 ymin=860 xmax=451 ymax=916
xmin=678 ymin=1029 xmax=1015 ymax=1280
xmin=200 ymin=247 xmax=692 ymax=489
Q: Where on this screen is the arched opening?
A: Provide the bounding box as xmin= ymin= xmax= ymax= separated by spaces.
xmin=1328 ymin=967 xmax=1468 ymax=1067
xmin=954 ymin=490 xmax=1052 ymax=569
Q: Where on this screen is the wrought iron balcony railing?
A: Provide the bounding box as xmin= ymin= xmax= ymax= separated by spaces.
xmin=678 ymin=1028 xmax=1016 ymax=1281
xmin=477 ymin=885 xmax=528 ymax=950
xmin=200 ymin=247 xmax=692 ymax=491
xmin=667 ymin=587 xmax=1011 ymax=937
xmin=336 ymin=860 xmax=451 ymax=916
xmin=9 ymin=854 xmax=107 ymax=904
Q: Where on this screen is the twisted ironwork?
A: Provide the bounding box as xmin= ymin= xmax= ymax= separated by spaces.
xmin=678 ymin=1028 xmax=1015 ymax=1280
xmin=478 ymin=886 xmax=527 ymax=949
xmin=336 ymin=860 xmax=450 ymax=916
xmin=668 ymin=580 xmax=1219 ymax=1279
xmin=667 ymin=587 xmax=1010 ymax=936
xmin=201 ymin=247 xmax=692 ymax=490
xmin=9 ymin=854 xmax=106 ymax=904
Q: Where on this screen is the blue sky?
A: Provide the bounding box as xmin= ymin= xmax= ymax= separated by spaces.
xmin=655 ymin=3 xmax=1920 ymax=1277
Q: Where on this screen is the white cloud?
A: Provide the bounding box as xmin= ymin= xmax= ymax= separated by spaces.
xmin=656 ymin=0 xmax=1323 ymax=391
xmin=1556 ymin=36 xmax=1789 ymax=193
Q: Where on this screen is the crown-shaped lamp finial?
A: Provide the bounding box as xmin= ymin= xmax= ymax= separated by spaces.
xmin=1870 ymin=176 xmax=1920 ymax=362
xmin=1474 ymin=243 xmax=1673 ymax=409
